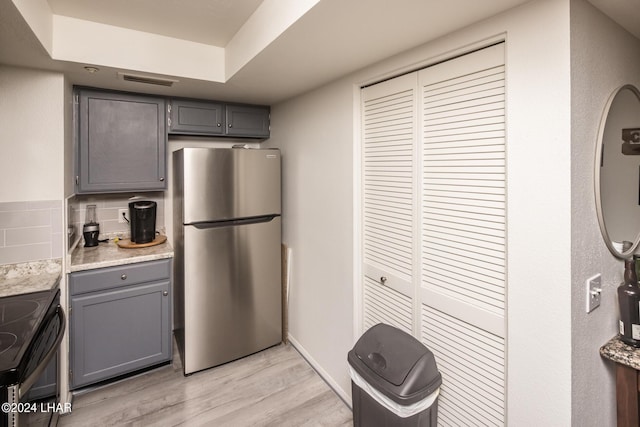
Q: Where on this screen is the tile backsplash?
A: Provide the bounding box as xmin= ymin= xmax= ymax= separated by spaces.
xmin=0 ymin=195 xmax=166 ymax=266
xmin=0 ymin=200 xmax=63 ymax=266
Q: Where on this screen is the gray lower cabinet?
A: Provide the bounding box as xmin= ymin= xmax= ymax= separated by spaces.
xmin=69 ymin=259 xmax=172 ymax=389
xmin=76 ymin=88 xmax=167 ymax=194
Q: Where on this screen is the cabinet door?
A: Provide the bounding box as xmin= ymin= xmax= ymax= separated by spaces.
xmin=70 ymin=280 xmax=171 ymax=389
xmin=361 ymin=72 xmax=417 ymax=335
xmin=225 ymin=104 xmax=270 ymax=138
xmin=417 ymin=45 xmax=506 ymax=426
xmin=77 ymin=89 xmax=166 ymax=193
xmin=168 ymin=99 xmax=224 ymax=135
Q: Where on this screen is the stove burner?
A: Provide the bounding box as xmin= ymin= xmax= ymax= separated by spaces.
xmin=0 ymin=300 xmax=40 ymax=326
xmin=0 ymin=332 xmax=17 ymax=355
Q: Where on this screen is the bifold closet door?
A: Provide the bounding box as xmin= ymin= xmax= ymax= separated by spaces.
xmin=360 ymin=43 xmax=506 ymax=426
xmin=361 ymin=73 xmax=418 ymax=335
xmin=419 ymin=43 xmax=506 ymax=426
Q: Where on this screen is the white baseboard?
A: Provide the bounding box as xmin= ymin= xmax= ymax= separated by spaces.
xmin=287 ymin=333 xmax=352 ymax=409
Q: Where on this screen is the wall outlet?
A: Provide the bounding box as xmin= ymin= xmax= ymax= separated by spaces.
xmin=586 ymin=274 xmax=602 ymax=313
xmin=118 ymin=208 xmax=129 ymax=224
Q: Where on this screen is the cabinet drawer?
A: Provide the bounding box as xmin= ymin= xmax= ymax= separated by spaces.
xmin=70 ymin=259 xmax=171 ymax=295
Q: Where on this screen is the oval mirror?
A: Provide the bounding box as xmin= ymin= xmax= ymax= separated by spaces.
xmin=595 ymin=84 xmax=640 ymax=259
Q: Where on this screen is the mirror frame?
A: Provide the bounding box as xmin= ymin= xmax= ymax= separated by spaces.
xmin=594 ymin=84 xmax=640 ymax=259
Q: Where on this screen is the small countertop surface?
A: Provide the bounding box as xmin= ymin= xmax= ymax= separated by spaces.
xmin=70 ymin=237 xmax=173 ymax=272
xmin=600 ymin=335 xmax=640 ymax=370
xmin=0 ymin=259 xmax=62 ymax=297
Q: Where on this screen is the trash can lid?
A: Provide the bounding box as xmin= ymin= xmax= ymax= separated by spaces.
xmin=348 ymin=323 xmax=441 ymax=405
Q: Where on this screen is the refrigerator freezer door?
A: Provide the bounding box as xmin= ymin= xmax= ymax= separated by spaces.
xmin=181 ymin=148 xmax=281 ymax=223
xmin=182 ymin=216 xmax=282 ymax=374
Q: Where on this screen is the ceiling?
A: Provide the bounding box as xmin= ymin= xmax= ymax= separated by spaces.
xmin=588 ymin=0 xmax=640 ymax=41
xmin=47 ymin=0 xmax=264 ymax=46
xmin=0 ymin=0 xmax=639 ymax=105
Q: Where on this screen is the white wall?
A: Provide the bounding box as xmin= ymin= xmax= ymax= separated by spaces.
xmin=265 ymin=82 xmax=356 ymax=397
xmin=570 ymin=1 xmax=640 ymax=425
xmin=269 ymin=0 xmax=573 ymax=423
xmin=0 ymin=64 xmax=69 ymax=402
xmin=0 ymin=65 xmax=65 ymax=201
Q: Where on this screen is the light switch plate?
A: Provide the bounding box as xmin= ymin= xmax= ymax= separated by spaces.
xmin=586 ymin=274 xmax=602 ymax=313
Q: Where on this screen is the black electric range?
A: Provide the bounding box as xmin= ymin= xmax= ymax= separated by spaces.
xmin=0 ymin=288 xmax=64 ymax=427
xmin=0 ymin=290 xmax=57 ymax=384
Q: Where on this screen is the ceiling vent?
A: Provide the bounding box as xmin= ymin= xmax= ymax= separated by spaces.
xmin=117 ymin=72 xmax=178 ymax=87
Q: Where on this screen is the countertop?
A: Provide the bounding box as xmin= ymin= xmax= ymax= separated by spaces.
xmin=69 ymin=237 xmax=173 ymax=272
xmin=600 ymin=335 xmax=640 ymax=370
xmin=0 ymin=259 xmax=62 ymax=297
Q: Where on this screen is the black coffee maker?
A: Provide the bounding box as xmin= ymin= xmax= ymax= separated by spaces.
xmin=129 ymin=201 xmax=157 ymax=244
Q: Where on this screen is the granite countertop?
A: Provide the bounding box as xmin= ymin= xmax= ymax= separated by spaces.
xmin=600 ymin=335 xmax=640 ymax=370
xmin=0 ymin=259 xmax=62 ymax=297
xmin=70 ymin=237 xmax=174 ymax=272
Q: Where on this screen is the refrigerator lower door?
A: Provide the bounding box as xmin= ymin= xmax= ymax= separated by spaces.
xmin=182 ymin=216 xmax=282 ymax=374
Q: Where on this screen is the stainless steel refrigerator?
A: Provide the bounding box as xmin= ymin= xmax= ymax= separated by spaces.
xmin=173 ymin=147 xmax=282 ymax=375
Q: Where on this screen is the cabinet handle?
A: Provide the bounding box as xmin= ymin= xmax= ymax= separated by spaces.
xmin=160 ymin=177 xmax=165 ymax=182
xmin=217 ymin=123 xmax=221 ymax=127
xmin=380 ymin=276 xmax=387 ymax=284
xmin=228 ymin=124 xmax=232 ymax=128
xmin=163 ymin=291 xmax=168 ymax=296
xmin=121 ymin=274 xmax=127 ymax=280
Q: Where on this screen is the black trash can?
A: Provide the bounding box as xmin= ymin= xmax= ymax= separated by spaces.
xmin=348 ymin=323 xmax=441 ymax=426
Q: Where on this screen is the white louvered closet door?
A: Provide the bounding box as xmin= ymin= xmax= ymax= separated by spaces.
xmin=361 ymin=73 xmax=417 ymax=335
xmin=360 ymin=43 xmax=506 ymax=426
xmin=419 ymin=43 xmax=506 ymax=426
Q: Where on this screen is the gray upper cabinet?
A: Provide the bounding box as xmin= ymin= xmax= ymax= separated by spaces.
xmin=76 ymin=89 xmax=167 ymax=194
xmin=168 ymin=98 xmax=270 ymax=138
xmin=168 ymin=99 xmax=224 ymax=135
xmin=226 ymin=104 xmax=270 ymax=138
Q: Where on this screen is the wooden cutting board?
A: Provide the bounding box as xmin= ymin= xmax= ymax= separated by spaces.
xmin=116 ymin=235 xmax=167 ymax=249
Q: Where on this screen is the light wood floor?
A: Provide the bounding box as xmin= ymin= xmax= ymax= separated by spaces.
xmin=58 ymin=344 xmax=353 ymax=427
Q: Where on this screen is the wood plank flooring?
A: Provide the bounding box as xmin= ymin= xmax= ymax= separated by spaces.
xmin=58 ymin=344 xmax=353 ymax=427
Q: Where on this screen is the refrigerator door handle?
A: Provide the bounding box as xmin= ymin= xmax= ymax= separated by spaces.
xmin=189 ymin=215 xmax=279 ymax=229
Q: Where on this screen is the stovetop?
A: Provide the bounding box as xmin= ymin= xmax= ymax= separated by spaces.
xmin=0 ymin=290 xmax=56 ymax=385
